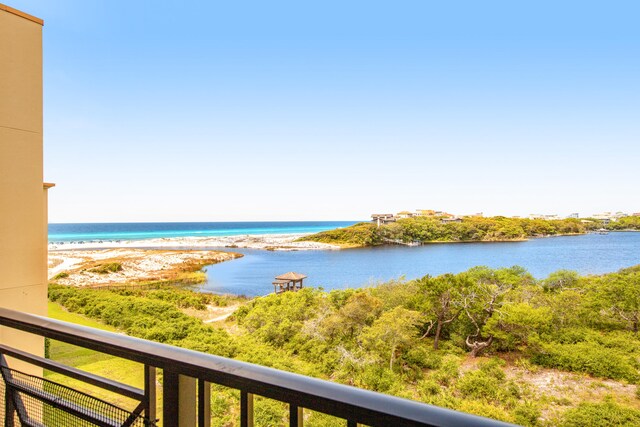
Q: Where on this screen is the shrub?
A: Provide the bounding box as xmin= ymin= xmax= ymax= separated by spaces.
xmin=51 ymin=272 xmax=69 ymax=280
xmin=417 ymin=378 xmax=442 ymax=398
xmin=531 ymin=341 xmax=640 ymax=383
xmin=403 ymin=346 xmax=442 ymax=370
xmin=457 ymin=369 xmax=503 ymax=400
xmin=356 ymin=364 xmax=399 ymax=393
xmin=89 ymin=263 xmax=123 ymax=274
xmin=560 ymin=402 xmax=640 ymax=427
xmin=514 ymin=402 xmax=541 ymax=426
xmin=430 ymin=355 xmax=461 ymax=386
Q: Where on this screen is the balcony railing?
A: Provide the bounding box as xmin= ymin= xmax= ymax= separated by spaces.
xmin=0 ymin=307 xmax=514 ymax=426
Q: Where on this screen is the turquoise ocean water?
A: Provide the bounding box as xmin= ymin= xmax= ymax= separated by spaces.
xmin=48 ymin=221 xmax=359 ymax=242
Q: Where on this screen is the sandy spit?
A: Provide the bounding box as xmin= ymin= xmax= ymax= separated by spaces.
xmin=48 ymin=233 xmax=339 ymax=252
xmin=48 ymin=248 xmax=240 ymax=286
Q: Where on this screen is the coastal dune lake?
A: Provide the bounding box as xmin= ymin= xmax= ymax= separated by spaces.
xmin=203 ymin=232 xmax=640 ymax=296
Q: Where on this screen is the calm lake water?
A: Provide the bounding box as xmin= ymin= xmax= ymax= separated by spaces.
xmin=202 ymin=232 xmax=640 ymax=296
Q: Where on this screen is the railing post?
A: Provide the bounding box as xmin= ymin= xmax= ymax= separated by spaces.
xmin=163 ymin=370 xmax=179 ymax=426
xmin=290 ymin=404 xmax=303 ymax=427
xmin=240 ymin=391 xmax=254 ymax=427
xmin=198 ymin=379 xmax=210 ymax=427
xmin=144 ymin=365 xmax=156 ymax=424
xmin=163 ymin=371 xmax=197 ymax=427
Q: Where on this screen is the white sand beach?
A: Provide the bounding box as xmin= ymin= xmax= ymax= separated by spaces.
xmin=48 ymin=248 xmax=241 ymax=285
xmin=48 ymin=233 xmax=339 ymax=251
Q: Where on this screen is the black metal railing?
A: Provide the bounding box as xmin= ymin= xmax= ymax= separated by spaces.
xmin=0 ymin=308 xmax=515 ymax=426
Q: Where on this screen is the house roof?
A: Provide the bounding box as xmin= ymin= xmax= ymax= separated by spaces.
xmin=275 ymin=272 xmax=307 ymax=281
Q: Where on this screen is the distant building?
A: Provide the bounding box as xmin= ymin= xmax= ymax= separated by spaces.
xmin=566 ymin=213 xmax=579 ymax=219
xmin=591 ymin=212 xmax=627 ymax=222
xmin=371 ymin=214 xmax=396 ymax=227
xmin=542 ymin=214 xmax=562 ymax=220
xmin=529 ymin=214 xmax=562 ymax=221
xmin=441 ymin=217 xmax=462 ymax=224
xmin=633 ymin=213 xmax=640 ymax=217
xmin=395 ymin=211 xmax=416 ymax=219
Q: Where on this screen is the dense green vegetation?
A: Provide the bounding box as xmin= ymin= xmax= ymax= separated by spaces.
xmin=301 ymin=216 xmax=640 ymax=247
xmin=48 ymin=266 xmax=640 ymax=426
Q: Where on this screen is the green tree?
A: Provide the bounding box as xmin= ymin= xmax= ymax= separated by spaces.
xmin=415 ymin=274 xmax=470 ymax=350
xmin=319 ymin=292 xmax=383 ymax=341
xmin=484 ymin=302 xmax=551 ymax=351
xmin=361 ymin=307 xmax=422 ymax=370
xmin=460 ymin=267 xmax=529 ymax=356
xmin=543 ymin=270 xmax=580 ymax=292
xmin=597 ymin=273 xmax=640 ymax=332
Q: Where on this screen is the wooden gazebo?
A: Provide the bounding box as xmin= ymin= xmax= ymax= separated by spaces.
xmin=272 ymin=272 xmax=307 ymax=294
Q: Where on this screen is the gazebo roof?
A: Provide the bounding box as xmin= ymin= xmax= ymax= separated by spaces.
xmin=275 ymin=272 xmax=307 ymax=281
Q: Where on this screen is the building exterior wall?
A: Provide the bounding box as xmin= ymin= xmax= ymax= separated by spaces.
xmin=0 ymin=4 xmax=47 ymax=369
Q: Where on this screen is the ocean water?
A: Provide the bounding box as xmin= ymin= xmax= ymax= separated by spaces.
xmin=202 ymin=232 xmax=640 ymax=296
xmin=48 ymin=221 xmax=359 ymax=242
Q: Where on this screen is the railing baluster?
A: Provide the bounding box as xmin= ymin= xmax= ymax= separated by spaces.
xmin=144 ymin=365 xmax=156 ymax=424
xmin=290 ymin=404 xmax=303 ymax=427
xmin=198 ymin=379 xmax=211 ymax=427
xmin=240 ymin=390 xmax=254 ymax=427
xmin=179 ymin=375 xmax=197 ymax=426
xmin=5 ymin=384 xmax=15 ymax=427
xmin=163 ymin=370 xmax=180 ymax=426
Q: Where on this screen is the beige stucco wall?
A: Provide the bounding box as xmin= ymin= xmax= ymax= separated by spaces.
xmin=0 ymin=4 xmax=47 ymax=369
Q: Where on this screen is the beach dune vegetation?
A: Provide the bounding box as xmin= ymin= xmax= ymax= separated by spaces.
xmin=89 ymin=262 xmax=123 ymax=274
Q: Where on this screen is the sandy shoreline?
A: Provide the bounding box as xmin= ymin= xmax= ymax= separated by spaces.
xmin=48 ymin=248 xmax=241 ymax=285
xmin=48 ymin=233 xmax=340 ymax=252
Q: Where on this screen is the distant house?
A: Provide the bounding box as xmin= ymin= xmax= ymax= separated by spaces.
xmin=441 ymin=217 xmax=462 ymax=224
xmin=371 ymin=214 xmax=396 ymax=227
xmin=633 ymin=213 xmax=640 ymax=217
xmin=567 ymin=213 xmax=579 ymax=219
xmin=542 ymin=214 xmax=562 ymax=220
xmin=591 ymin=212 xmax=627 ymax=223
xmin=395 ymin=211 xmax=416 ymax=219
xmin=416 ymin=209 xmax=437 ymax=217
xmin=529 ymin=214 xmax=562 ymax=220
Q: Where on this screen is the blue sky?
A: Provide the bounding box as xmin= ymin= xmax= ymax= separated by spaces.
xmin=13 ymin=1 xmax=640 ymax=222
